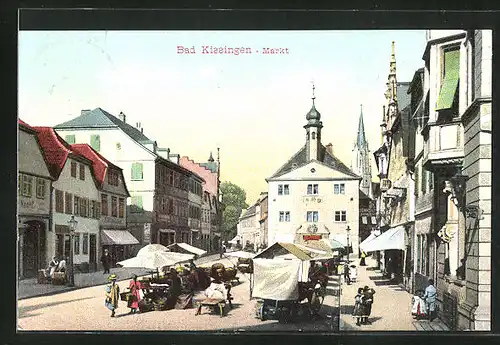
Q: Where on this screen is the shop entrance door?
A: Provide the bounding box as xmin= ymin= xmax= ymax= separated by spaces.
xmin=22 ymin=221 xmax=46 ymax=278
xmin=89 ymin=234 xmax=97 ymax=271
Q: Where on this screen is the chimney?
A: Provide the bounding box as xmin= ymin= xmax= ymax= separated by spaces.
xmin=136 ymin=122 xmax=142 ymax=132
xmin=325 ymin=143 xmax=333 ymax=155
xmin=119 ymin=111 xmax=126 ymax=123
xmin=81 ymin=109 xmax=91 ymax=116
xmin=167 ymin=148 xmax=171 ymax=160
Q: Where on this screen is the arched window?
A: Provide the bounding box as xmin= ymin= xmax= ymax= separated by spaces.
xmin=306 ymin=132 xmax=310 ymax=140
xmin=312 ymin=132 xmax=316 ymax=140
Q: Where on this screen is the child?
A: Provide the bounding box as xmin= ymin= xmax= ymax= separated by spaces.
xmin=352 ymin=287 xmax=364 ymax=326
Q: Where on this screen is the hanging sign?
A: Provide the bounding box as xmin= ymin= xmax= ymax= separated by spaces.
xmin=303 ymin=235 xmax=321 ymax=241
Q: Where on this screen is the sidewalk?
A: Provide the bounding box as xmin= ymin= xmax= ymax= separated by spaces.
xmin=338 ymin=256 xmax=450 ymax=331
xmin=18 ymin=253 xmax=223 ymax=300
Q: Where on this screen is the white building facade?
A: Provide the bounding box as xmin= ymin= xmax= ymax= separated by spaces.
xmin=18 ymin=120 xmax=53 ymax=279
xmin=267 ymin=89 xmax=361 ymax=254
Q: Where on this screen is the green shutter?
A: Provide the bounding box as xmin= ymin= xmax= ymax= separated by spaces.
xmin=436 ymin=49 xmax=460 ymax=111
xmin=131 ymin=162 xmax=143 ymax=180
xmin=90 ymin=135 xmax=100 ymax=152
xmin=65 ymin=135 xmax=75 ymax=144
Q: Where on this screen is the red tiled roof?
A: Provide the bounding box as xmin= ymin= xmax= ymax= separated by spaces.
xmin=18 ymin=119 xmax=37 ymax=132
xmin=33 ymin=127 xmax=72 ymax=179
xmin=70 ymin=144 xmax=122 ymax=187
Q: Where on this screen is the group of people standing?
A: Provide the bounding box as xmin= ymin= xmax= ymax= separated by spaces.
xmin=104 ymin=274 xmax=142 ymax=317
xmin=352 ymin=285 xmax=376 ymax=326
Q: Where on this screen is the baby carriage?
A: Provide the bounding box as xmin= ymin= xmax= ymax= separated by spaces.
xmin=411 ymin=290 xmax=427 ymax=319
xmin=349 ymin=265 xmax=357 ymax=283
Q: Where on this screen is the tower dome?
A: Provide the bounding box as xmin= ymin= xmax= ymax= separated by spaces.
xmin=305 ymin=84 xmax=322 ymax=125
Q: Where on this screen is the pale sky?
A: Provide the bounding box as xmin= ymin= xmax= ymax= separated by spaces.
xmin=18 ymin=30 xmax=427 ymax=204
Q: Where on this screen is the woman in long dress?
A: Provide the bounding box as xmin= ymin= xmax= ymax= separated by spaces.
xmin=105 ymin=274 xmax=120 ymax=317
xmin=128 ymin=274 xmax=141 ymax=314
xmin=361 ymin=286 xmax=376 ymax=324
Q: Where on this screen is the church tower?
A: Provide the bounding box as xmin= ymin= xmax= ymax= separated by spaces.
xmin=352 ymin=104 xmax=372 ymax=197
xmin=304 ymin=84 xmax=323 ymax=161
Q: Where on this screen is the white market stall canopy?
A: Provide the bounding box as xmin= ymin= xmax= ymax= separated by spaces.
xmin=137 ymin=244 xmax=169 ymax=257
xmin=359 ymin=231 xmax=380 ymax=251
xmin=101 ymin=230 xmax=139 ymax=246
xmin=228 ymin=235 xmax=242 ymax=244
xmin=167 ymin=242 xmax=207 ymax=256
xmin=253 ymin=242 xmax=313 ymax=261
xmin=225 ymin=251 xmax=255 ymax=259
xmin=252 ymin=258 xmax=302 ymax=300
xmin=117 ymin=251 xmax=194 ymax=270
xmin=360 ymin=226 xmax=405 ymax=253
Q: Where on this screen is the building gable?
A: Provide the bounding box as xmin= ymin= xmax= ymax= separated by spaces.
xmin=271 ymin=160 xmax=361 ymax=181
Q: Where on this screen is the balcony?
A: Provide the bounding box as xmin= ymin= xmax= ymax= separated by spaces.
xmin=423 ymin=122 xmax=464 ymax=171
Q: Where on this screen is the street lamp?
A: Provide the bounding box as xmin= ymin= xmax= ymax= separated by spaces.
xmin=67 ymin=215 xmax=78 ymax=287
xmin=346 ymin=225 xmax=351 ymax=263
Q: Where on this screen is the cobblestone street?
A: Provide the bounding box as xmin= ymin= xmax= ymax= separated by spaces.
xmin=18 ymin=255 xmax=341 ymax=332
xmin=339 ymin=256 xmax=449 ymax=331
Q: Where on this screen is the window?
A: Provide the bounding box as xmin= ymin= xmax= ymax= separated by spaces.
xmin=36 ymin=178 xmax=46 ymax=199
xmin=362 ymin=216 xmax=368 ymax=224
xmin=74 ymin=234 xmax=80 ymax=255
xmin=111 ymin=196 xmax=117 ymax=217
xmin=65 ymin=192 xmax=73 ymax=214
xmin=65 ymin=135 xmax=75 ymax=144
xmin=131 ymin=162 xmax=144 ymax=181
xmin=307 ymin=211 xmax=319 ymax=222
xmin=89 ymin=200 xmax=94 ymax=218
xmin=18 ymin=173 xmax=22 ymax=195
xmin=436 ymin=47 xmax=460 ymax=111
xmin=54 ymin=189 xmax=64 ymax=213
xmin=371 ymin=216 xmax=377 ymax=224
xmin=71 ymin=162 xmax=77 ymax=178
xmin=131 ymin=196 xmax=143 ymax=213
xmin=312 ymin=132 xmax=316 ymax=139
xmin=421 ymin=168 xmax=427 ymax=194
xmin=101 ymin=194 xmax=108 ymax=216
xmin=74 ymin=196 xmax=80 ymax=216
xmin=414 ymin=165 xmax=419 ymax=196
xmin=278 ymin=185 xmax=283 ymax=195
xmin=417 ymin=235 xmax=422 ymax=273
xmin=279 ymin=211 xmax=290 ymax=222
xmin=80 ymin=198 xmax=87 ymax=217
xmin=168 ymin=199 xmax=174 ymax=214
xmin=307 ymin=184 xmax=319 ymax=195
xmin=285 ymin=211 xmax=290 ymax=222
xmin=334 ymin=183 xmax=345 ymax=194
xmin=428 ymin=171 xmax=434 ymax=191
xmin=168 ymin=170 xmax=174 ymax=185
xmin=79 ymin=164 xmax=85 ymax=180
xmin=334 ymin=211 xmax=347 ymax=222
xmin=422 ymin=235 xmax=428 ymax=275
xmin=82 ymin=233 xmax=89 ymax=254
xmin=284 ymin=184 xmax=289 ymax=195
xmin=119 ymin=198 xmax=124 ymax=218
xmin=22 ymin=175 xmax=33 ymax=197
xmin=90 ymin=134 xmax=100 ymax=152
xmin=96 ymin=202 xmax=101 ymax=218
xmin=108 ymin=170 xmax=119 ymax=186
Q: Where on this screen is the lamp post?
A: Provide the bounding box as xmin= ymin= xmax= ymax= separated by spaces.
xmin=67 ymin=215 xmax=78 ymax=287
xmin=346 ymin=225 xmax=351 ymax=263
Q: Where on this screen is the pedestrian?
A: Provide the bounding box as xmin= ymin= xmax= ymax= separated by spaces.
xmin=343 ymin=263 xmax=351 ymax=285
xmin=105 ymin=274 xmax=120 ymax=317
xmin=352 ymin=287 xmax=365 ymax=326
xmin=47 ymin=256 xmax=59 ymax=280
xmin=220 ymin=243 xmax=226 ymax=259
xmin=360 ymin=251 xmax=367 ymax=266
xmin=361 ymin=285 xmax=376 ymax=324
xmin=423 ymin=279 xmax=437 ymax=321
xmin=127 ymin=274 xmax=141 ymax=314
xmin=101 ymin=249 xmax=111 ymax=274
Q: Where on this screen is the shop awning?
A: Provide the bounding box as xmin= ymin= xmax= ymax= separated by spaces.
xmin=101 ymin=230 xmax=139 ymax=245
xmin=228 ymin=235 xmax=241 ymax=244
xmin=360 ymin=226 xmax=405 ymax=253
xmin=359 ymin=231 xmax=381 ymax=250
xmin=436 ymin=49 xmax=460 ymax=111
xmin=167 ymin=242 xmax=207 ymax=256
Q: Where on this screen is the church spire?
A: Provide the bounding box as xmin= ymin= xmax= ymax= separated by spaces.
xmin=356 ymin=104 xmax=367 ymax=149
xmin=208 ymin=151 xmax=214 ymax=162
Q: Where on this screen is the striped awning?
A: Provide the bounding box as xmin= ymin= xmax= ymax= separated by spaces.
xmin=101 ymin=230 xmax=139 ymax=245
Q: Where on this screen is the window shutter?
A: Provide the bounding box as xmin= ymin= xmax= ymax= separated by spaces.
xmin=436 ymin=48 xmax=460 ymax=111
xmin=131 ymin=162 xmax=143 ymax=180
xmin=90 ymin=135 xmax=100 ymax=152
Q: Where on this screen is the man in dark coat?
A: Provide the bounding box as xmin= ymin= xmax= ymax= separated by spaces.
xmin=361 ymin=285 xmax=376 ymax=324
xmin=101 ymin=249 xmax=112 ymax=274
